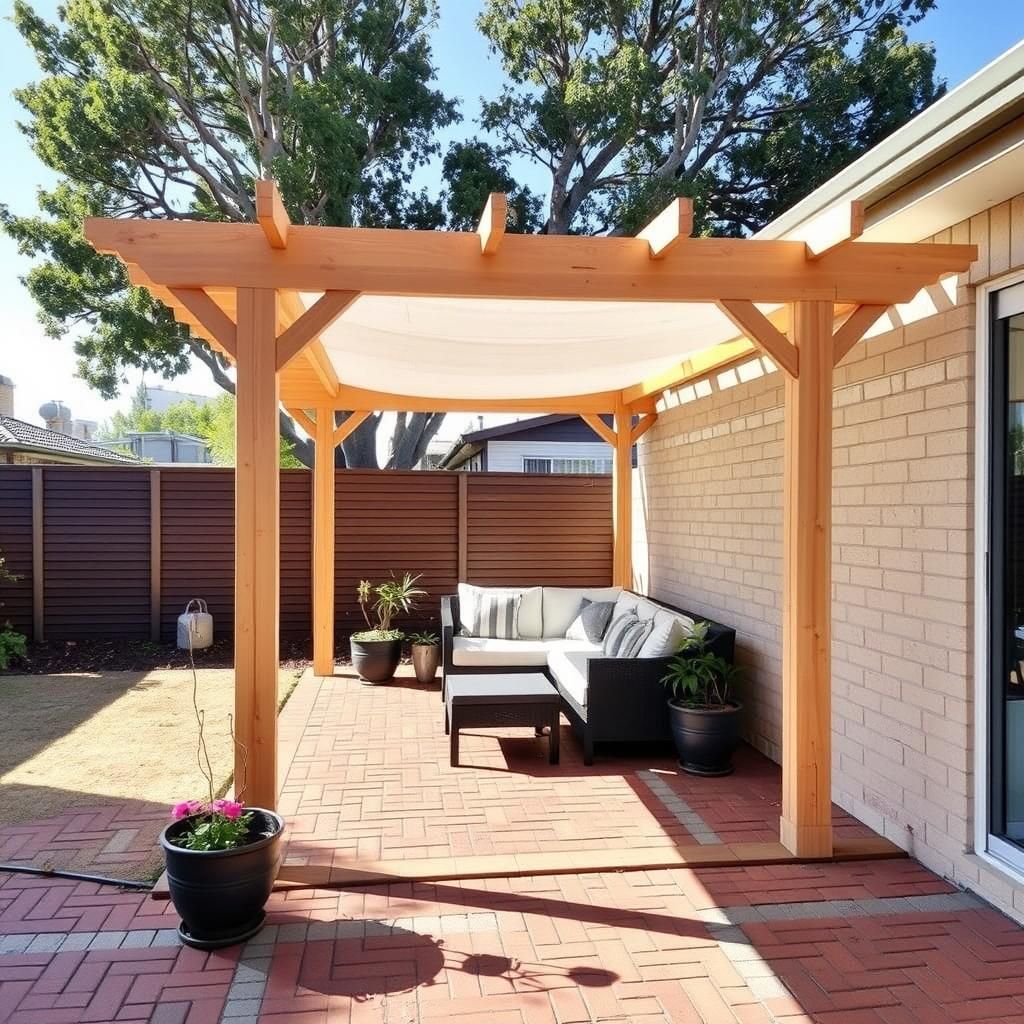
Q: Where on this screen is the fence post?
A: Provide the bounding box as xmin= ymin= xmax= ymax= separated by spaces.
xmin=457 ymin=473 xmax=468 ymax=582
xmin=150 ymin=470 xmax=161 ymax=642
xmin=31 ymin=466 xmax=44 ymax=642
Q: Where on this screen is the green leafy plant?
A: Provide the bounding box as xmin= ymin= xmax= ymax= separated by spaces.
xmin=661 ymin=622 xmax=742 ymax=710
xmin=0 ymin=626 xmax=27 ymax=670
xmin=353 ymin=573 xmax=427 ymax=641
xmin=0 ymin=547 xmax=27 ymax=670
xmin=409 ymin=631 xmax=439 ymax=647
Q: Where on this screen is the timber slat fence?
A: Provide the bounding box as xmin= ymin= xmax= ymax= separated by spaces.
xmin=0 ymin=466 xmax=612 ymax=642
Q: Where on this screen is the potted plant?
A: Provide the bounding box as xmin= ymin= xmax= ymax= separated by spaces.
xmin=350 ymin=572 xmax=426 ymax=683
xmin=409 ymin=631 xmax=440 ymax=683
xmin=661 ymin=621 xmax=744 ymax=776
xmin=159 ymin=614 xmax=283 ymax=949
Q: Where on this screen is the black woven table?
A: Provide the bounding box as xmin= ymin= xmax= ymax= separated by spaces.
xmin=444 ymin=673 xmax=560 ymax=767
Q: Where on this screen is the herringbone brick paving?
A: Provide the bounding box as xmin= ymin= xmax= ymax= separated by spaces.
xmin=3 ymin=668 xmax=1023 ymax=1021
xmin=277 ymin=671 xmax=870 ymax=876
xmin=1 ymin=861 xmax=1022 ymax=1023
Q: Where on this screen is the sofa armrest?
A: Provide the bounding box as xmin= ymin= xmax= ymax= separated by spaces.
xmin=441 ymin=595 xmax=459 ymax=676
xmin=581 ymin=655 xmax=674 ymax=741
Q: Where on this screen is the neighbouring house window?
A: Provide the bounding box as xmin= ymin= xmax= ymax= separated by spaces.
xmin=522 ymin=457 xmax=613 ymax=474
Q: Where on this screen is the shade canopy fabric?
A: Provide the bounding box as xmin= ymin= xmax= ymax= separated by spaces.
xmin=310 ymin=294 xmax=746 ymax=400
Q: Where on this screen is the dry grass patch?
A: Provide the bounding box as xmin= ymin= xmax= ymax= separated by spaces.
xmin=0 ymin=668 xmax=298 ymax=827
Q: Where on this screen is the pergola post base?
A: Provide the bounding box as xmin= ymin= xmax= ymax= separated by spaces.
xmin=779 ymin=819 xmax=834 ymax=859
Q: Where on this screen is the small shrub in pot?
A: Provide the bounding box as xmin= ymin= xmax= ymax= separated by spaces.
xmin=350 ymin=573 xmax=426 ymax=683
xmin=409 ymin=631 xmax=440 ymax=684
xmin=661 ymin=621 xmax=744 ymax=776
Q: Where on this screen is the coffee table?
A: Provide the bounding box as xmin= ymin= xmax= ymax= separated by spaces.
xmin=444 ymin=673 xmax=561 ymax=766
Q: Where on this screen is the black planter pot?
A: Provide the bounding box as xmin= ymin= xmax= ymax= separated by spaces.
xmin=160 ymin=808 xmax=283 ymax=949
xmin=667 ymin=700 xmax=743 ymax=777
xmin=350 ymin=637 xmax=402 ymax=683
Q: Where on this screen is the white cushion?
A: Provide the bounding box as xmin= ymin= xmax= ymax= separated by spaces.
xmin=541 ymin=586 xmax=621 ymax=638
xmin=638 ymin=610 xmax=694 ymax=657
xmin=548 ymin=647 xmax=604 ymax=707
xmin=450 ymin=635 xmax=597 ymax=667
xmin=633 ymin=598 xmax=661 ymax=622
xmin=611 ymin=592 xmax=638 ymax=621
xmin=457 ymin=584 xmax=543 ymax=639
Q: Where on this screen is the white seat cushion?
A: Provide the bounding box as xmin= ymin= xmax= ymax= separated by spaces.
xmin=457 ymin=584 xmax=543 ymax=639
xmin=548 ymin=646 xmax=604 ymax=707
xmin=541 ymin=586 xmax=621 ymax=638
xmin=452 ymin=636 xmax=552 ymax=667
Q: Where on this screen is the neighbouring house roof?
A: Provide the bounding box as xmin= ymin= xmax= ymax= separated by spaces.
xmin=438 ymin=414 xmax=617 ymax=470
xmin=0 ymin=416 xmax=140 ymax=465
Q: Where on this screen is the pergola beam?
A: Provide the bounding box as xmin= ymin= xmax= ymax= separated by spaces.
xmin=630 ymin=414 xmax=658 ymax=445
xmin=278 ymin=382 xmax=642 ymax=416
xmin=790 ymin=199 xmax=865 ymax=260
xmin=256 ymin=179 xmax=289 ymax=249
xmin=85 ymin=218 xmax=975 ymax=306
xmin=477 ymin=193 xmax=508 ymax=254
xmin=637 ymin=197 xmax=694 ymax=258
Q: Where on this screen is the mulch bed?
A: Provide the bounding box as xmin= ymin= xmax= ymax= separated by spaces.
xmin=2 ymin=636 xmax=316 ymax=675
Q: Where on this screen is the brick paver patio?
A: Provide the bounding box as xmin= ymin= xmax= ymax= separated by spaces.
xmin=3 ymin=666 xmax=1024 ymax=1022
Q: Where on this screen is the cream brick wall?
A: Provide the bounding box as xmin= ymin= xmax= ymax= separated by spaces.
xmin=634 ymin=194 xmax=1024 ymax=919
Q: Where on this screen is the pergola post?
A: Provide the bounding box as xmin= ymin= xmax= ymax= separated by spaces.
xmin=779 ymin=299 xmax=834 ymax=857
xmin=234 ymin=286 xmax=280 ymax=811
xmin=312 ymin=409 xmax=336 ymax=676
xmin=612 ymin=402 xmax=633 ymax=589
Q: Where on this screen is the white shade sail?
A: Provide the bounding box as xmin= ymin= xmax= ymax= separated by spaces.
xmin=311 ymin=294 xmax=747 ymax=400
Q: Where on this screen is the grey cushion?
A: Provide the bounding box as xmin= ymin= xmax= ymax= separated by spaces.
xmin=565 ymin=599 xmax=615 ymax=643
xmin=469 ymin=591 xmax=520 ymax=639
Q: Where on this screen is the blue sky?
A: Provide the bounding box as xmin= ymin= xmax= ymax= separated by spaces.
xmin=0 ymin=0 xmax=1022 ymax=430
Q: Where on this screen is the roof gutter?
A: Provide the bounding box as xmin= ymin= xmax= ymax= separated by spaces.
xmin=758 ymin=40 xmax=1024 ymax=239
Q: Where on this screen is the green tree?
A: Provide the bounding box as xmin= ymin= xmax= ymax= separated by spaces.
xmin=476 ymin=0 xmax=942 ymax=236
xmin=98 ymin=390 xmax=301 ymax=467
xmin=4 ymin=0 xmax=458 ymax=468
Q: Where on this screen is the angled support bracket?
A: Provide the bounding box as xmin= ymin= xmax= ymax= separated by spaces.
xmin=169 ymin=288 xmax=238 ymax=358
xmin=832 ymin=304 xmax=890 ymax=366
xmin=717 ymin=299 xmax=800 ymax=378
xmin=581 ymin=413 xmax=618 ymax=447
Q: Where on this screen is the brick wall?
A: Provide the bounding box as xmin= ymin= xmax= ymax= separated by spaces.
xmin=634 ymin=194 xmax=1024 ymax=919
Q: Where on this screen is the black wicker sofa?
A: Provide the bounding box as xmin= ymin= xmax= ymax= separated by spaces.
xmin=441 ymin=587 xmax=735 ymax=764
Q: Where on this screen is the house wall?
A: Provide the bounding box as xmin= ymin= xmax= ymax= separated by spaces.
xmin=486 ymin=440 xmax=614 ymax=473
xmin=634 ymin=193 xmax=1024 ymax=922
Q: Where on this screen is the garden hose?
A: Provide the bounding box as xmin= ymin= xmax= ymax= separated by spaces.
xmin=0 ymin=862 xmax=153 ymax=890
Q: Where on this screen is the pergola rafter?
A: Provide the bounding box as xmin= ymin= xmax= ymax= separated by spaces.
xmin=84 ymin=182 xmax=975 ymax=863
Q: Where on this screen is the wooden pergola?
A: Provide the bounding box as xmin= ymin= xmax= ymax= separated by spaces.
xmin=85 ymin=183 xmax=974 ymax=861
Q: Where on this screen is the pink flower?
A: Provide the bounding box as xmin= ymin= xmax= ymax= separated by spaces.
xmin=211 ymin=799 xmax=244 ymax=820
xmin=171 ymin=800 xmax=202 ymax=821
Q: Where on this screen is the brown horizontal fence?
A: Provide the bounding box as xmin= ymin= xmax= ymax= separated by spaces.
xmin=0 ymin=466 xmax=612 ymax=645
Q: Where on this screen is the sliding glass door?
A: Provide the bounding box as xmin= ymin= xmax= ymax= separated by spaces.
xmin=989 ymin=281 xmax=1024 ymax=865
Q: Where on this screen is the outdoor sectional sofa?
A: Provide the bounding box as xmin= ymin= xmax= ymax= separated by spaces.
xmin=441 ymin=586 xmax=736 ymax=764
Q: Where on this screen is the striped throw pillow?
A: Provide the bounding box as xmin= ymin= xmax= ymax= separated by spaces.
xmin=603 ymin=613 xmax=638 ymax=656
xmin=470 ymin=591 xmax=521 ymax=640
xmin=603 ymin=613 xmax=654 ymax=658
